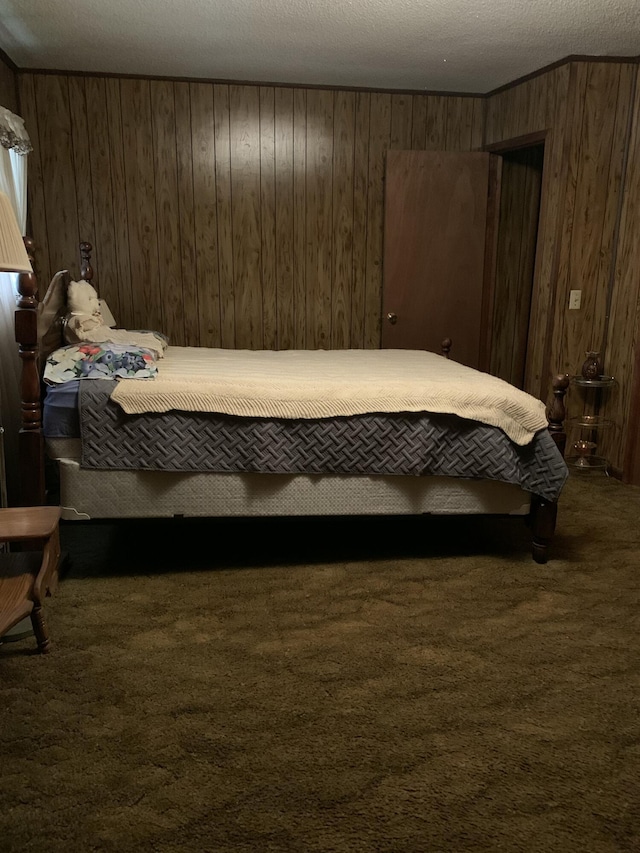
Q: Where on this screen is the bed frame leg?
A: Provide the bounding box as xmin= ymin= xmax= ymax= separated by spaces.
xmin=529 ymin=373 xmax=569 ymax=564
xmin=530 ymin=496 xmax=557 ymax=564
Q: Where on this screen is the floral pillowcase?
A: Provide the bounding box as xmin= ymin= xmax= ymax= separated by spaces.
xmin=44 ymin=343 xmax=158 ymax=384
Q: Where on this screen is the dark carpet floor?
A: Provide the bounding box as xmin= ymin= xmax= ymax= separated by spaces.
xmin=1 ymin=473 xmax=639 ymax=853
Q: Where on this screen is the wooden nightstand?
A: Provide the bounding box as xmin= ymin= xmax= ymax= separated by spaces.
xmin=0 ymin=506 xmax=61 ymax=654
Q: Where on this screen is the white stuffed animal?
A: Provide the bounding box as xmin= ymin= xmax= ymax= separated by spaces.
xmin=67 ymin=279 xmax=101 ymax=318
xmin=64 ymin=280 xmax=106 ymax=343
xmin=63 ymin=279 xmax=167 ymax=357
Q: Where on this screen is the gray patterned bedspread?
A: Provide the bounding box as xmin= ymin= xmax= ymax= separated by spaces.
xmin=78 ymin=381 xmax=568 ymax=501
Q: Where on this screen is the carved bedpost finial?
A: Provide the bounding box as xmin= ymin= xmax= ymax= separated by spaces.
xmin=548 ymin=373 xmax=570 ymax=456
xmin=23 ymin=234 xmax=36 ymax=267
xmin=441 ymin=338 xmax=452 ymax=359
xmin=16 ymin=235 xmax=38 ymax=309
xmin=79 ymin=241 xmax=93 ymax=283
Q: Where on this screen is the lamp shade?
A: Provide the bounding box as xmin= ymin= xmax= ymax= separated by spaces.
xmin=0 ymin=190 xmax=31 ymax=273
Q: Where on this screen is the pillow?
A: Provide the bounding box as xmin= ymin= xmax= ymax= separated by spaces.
xmin=98 ymin=299 xmax=117 ymax=327
xmin=67 ymin=279 xmax=100 ymax=316
xmin=37 ymin=270 xmax=68 ymax=361
xmin=44 ymin=343 xmax=158 ymax=385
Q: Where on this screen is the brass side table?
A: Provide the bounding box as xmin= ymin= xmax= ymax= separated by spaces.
xmin=566 ymin=375 xmax=616 ymax=474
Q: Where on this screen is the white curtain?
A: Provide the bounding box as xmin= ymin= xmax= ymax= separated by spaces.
xmin=0 ymin=106 xmax=31 ymax=507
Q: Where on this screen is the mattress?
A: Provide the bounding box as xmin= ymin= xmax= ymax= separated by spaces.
xmin=44 ymin=380 xmax=568 ymax=501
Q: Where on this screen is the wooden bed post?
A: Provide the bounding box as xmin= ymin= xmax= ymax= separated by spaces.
xmin=15 ymin=236 xmax=45 ymax=507
xmin=547 ymin=373 xmax=570 ymax=456
xmin=530 ymin=373 xmax=569 ymax=564
xmin=79 ymin=241 xmax=94 ymax=284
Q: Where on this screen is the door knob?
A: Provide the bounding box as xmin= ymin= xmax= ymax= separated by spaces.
xmin=387 ymin=312 xmax=398 ymax=325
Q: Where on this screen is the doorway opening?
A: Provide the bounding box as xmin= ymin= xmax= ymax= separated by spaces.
xmin=489 ymin=143 xmax=545 ymax=389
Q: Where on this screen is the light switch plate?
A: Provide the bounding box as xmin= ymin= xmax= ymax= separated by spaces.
xmin=569 ymin=289 xmax=582 ymax=310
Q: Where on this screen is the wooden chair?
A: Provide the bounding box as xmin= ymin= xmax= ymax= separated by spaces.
xmin=0 ymin=506 xmax=61 ymax=654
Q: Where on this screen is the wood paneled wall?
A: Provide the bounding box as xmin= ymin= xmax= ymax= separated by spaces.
xmin=490 ymin=146 xmax=544 ymax=387
xmin=18 ymin=73 xmax=483 ymax=351
xmin=612 ymin=72 xmax=640 ymax=481
xmin=486 ymin=61 xmax=639 ymax=475
xmin=0 ymin=54 xmax=17 ymax=113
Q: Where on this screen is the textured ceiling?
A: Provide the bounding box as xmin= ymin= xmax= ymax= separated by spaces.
xmin=0 ymin=0 xmax=639 ymax=94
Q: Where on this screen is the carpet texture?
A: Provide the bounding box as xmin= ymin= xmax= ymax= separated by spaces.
xmin=1 ymin=474 xmax=639 ymax=852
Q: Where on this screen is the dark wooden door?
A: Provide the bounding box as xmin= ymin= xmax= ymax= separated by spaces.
xmin=382 ymin=150 xmax=498 ymax=370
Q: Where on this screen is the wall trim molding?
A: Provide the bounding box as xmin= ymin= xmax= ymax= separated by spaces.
xmin=9 ymin=53 xmax=640 ymax=98
xmin=486 ymin=54 xmax=640 ymax=97
xmin=13 ymin=66 xmax=485 ymax=99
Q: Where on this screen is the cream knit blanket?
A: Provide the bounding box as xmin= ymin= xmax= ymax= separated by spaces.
xmin=110 ymin=347 xmax=548 ymax=445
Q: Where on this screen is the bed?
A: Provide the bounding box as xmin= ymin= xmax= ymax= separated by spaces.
xmin=16 ymin=242 xmax=569 ymax=563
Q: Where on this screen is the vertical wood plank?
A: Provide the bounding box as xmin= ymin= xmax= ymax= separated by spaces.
xmin=411 ymin=96 xmax=427 ymax=149
xmin=305 ymin=89 xmax=334 ymax=349
xmin=213 ymin=83 xmax=235 ymax=348
xmin=563 ymin=64 xmax=620 ymax=382
xmin=602 ymin=66 xmax=640 ymax=471
xmin=484 ymin=89 xmax=502 ymax=146
xmin=390 ymin=93 xmax=412 ymax=149
xmin=364 ymin=92 xmax=391 ymax=347
xmin=190 ymin=82 xmax=220 ymax=347
xmin=120 ymin=78 xmax=162 ymax=332
xmin=445 ymin=97 xmax=464 ymax=149
xmin=17 ymin=74 xmax=51 ymax=286
xmin=84 ymin=76 xmax=121 ymax=323
xmin=596 ymin=65 xmax=635 ymax=350
xmin=545 ymin=63 xmax=588 ymax=394
xmin=425 ymin=96 xmax=447 ymax=150
xmin=445 ymin=97 xmax=475 ymax=151
xmin=491 ymin=156 xmax=524 ymax=381
xmin=260 ymin=87 xmax=277 ymax=349
xmin=470 ymin=98 xmax=485 ymax=150
xmin=67 ymin=77 xmax=97 ymax=278
xmin=511 ymin=150 xmax=542 ymax=386
xmin=0 ymin=59 xmax=17 ymax=112
xmin=230 ymin=84 xmax=263 ymax=349
xmin=174 ymin=81 xmax=199 ymax=345
xmin=597 ymin=63 xmax=636 ymax=464
xmin=292 ymin=88 xmax=306 ymax=349
xmin=528 ymin=76 xmax=548 ymax=130
xmin=150 ymin=80 xmax=184 ymax=345
xmin=351 ymin=92 xmax=370 ymax=348
xmin=274 ymin=88 xmax=295 ymax=350
xmin=524 ymin=64 xmax=570 ymax=397
xmin=331 ymin=90 xmax=355 ymax=348
xmin=104 ymin=78 xmax=134 ymax=329
xmin=34 ymin=75 xmax=79 ymax=279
